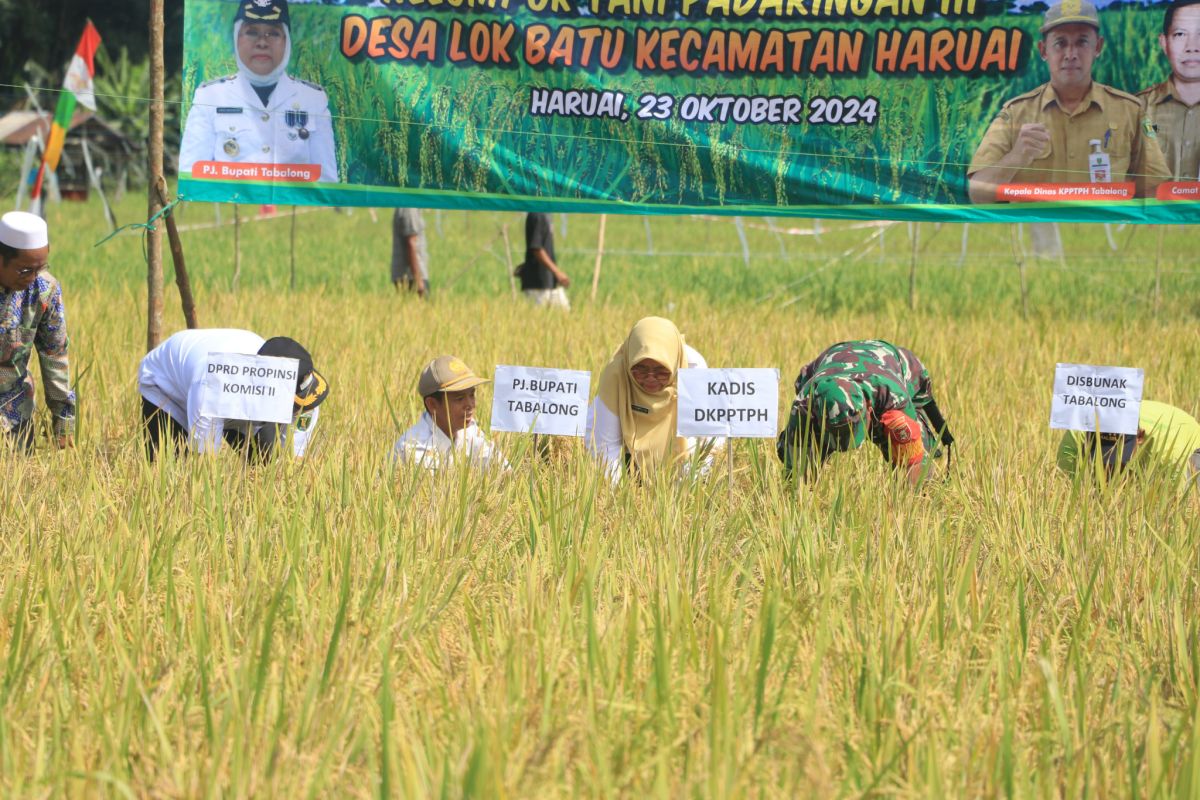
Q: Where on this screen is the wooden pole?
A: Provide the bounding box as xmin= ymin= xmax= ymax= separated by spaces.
xmin=81 ymin=138 xmax=116 ymax=232
xmin=734 ymin=216 xmax=751 ymax=268
xmin=155 ymin=176 xmax=199 ymax=329
xmin=232 ymin=204 xmax=242 ymax=291
xmin=1153 ymin=225 xmax=1166 ymax=315
xmin=290 ymin=205 xmax=298 ymax=291
xmin=1010 ymin=225 xmax=1029 ymax=321
xmin=146 ymin=0 xmax=166 ymax=350
xmin=908 ymin=222 xmax=919 ymax=312
xmin=590 ymin=214 xmax=607 ymax=302
xmin=500 ymin=222 xmax=517 ymax=298
xmin=726 ymin=438 xmax=733 ymax=496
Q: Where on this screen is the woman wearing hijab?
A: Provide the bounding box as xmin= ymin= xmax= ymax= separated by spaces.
xmin=179 ymin=0 xmax=339 ymax=183
xmin=585 ymin=316 xmax=722 ymax=481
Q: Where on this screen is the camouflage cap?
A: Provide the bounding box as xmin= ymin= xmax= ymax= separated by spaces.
xmin=1041 ymin=0 xmax=1100 ymax=33
xmin=805 ymin=377 xmax=867 ymax=450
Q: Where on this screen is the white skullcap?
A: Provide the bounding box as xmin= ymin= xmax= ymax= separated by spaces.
xmin=0 ymin=211 xmax=49 ymax=250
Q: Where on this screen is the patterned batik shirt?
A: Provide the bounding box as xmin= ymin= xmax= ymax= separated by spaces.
xmin=0 ymin=271 xmax=74 ymax=437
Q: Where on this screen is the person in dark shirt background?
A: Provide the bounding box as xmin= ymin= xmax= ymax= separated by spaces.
xmin=514 ymin=213 xmax=570 ymax=310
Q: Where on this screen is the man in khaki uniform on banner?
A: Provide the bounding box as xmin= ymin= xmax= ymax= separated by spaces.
xmin=1138 ymin=0 xmax=1200 ymax=180
xmin=968 ymin=0 xmax=1170 ymax=203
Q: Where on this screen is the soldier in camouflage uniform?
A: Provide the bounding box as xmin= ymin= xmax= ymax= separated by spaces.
xmin=776 ymin=340 xmax=951 ymax=486
xmin=0 ymin=212 xmax=74 ymax=452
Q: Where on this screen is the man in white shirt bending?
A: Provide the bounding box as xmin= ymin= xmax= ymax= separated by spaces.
xmin=138 ymin=328 xmax=329 ymax=460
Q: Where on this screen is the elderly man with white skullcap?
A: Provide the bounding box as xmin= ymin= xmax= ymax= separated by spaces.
xmin=0 ymin=211 xmax=74 ymax=451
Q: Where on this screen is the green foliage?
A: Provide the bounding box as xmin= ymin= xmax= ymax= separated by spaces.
xmin=0 ymin=146 xmax=24 ymax=198
xmin=93 ymin=45 xmax=182 ymax=170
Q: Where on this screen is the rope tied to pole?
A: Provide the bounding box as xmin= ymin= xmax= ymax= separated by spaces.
xmin=92 ymin=195 xmax=186 ymax=249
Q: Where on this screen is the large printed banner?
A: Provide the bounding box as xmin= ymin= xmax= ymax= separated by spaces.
xmin=179 ymin=0 xmax=1200 ymax=222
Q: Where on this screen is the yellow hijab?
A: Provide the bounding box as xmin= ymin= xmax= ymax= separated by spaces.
xmin=596 ymin=317 xmax=688 ymax=470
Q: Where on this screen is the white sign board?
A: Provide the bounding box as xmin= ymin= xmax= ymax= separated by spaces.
xmin=677 ymin=368 xmax=779 ymax=438
xmin=199 ymin=353 xmax=298 ymax=424
xmin=491 ymin=365 xmax=591 ymax=436
xmin=1049 ymin=362 xmax=1144 ymax=435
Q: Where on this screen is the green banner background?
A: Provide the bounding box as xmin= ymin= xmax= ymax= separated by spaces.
xmin=180 ymin=0 xmax=1200 ymax=223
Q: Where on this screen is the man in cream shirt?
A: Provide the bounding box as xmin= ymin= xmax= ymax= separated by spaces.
xmin=393 ymin=355 xmax=508 ymax=471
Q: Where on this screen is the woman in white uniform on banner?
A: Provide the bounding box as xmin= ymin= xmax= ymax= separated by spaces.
xmin=179 ymin=0 xmax=340 ymax=182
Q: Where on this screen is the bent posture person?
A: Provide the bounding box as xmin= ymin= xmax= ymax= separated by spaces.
xmin=968 ymin=0 xmax=1168 ymax=202
xmin=393 ymin=355 xmax=507 ymax=470
xmin=1058 ymin=400 xmax=1200 ymax=494
xmin=179 ymin=0 xmax=339 ymax=182
xmin=138 ymin=328 xmax=329 ymax=459
xmin=777 ymin=340 xmax=953 ymax=487
xmin=0 ymin=211 xmax=74 ymax=451
xmin=585 ymin=316 xmax=722 ymax=482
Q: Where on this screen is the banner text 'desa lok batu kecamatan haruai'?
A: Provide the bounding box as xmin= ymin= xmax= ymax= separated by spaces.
xmin=179 ymin=0 xmax=1200 ymax=223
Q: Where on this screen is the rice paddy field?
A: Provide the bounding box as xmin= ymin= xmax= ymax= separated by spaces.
xmin=2 ymin=196 xmax=1200 ymax=797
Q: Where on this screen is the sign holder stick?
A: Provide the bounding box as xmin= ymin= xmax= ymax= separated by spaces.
xmin=233 ymin=203 xmax=242 ymax=291
xmin=726 ymin=437 xmax=733 ymax=496
xmin=290 ymin=205 xmax=298 ymax=291
xmin=590 ymin=214 xmax=607 ymax=302
xmin=500 ymin=222 xmax=517 ymax=298
xmin=908 ymin=222 xmax=919 ymax=311
xmin=81 ymin=138 xmax=116 ymax=233
xmin=1009 ymin=225 xmax=1029 ymax=320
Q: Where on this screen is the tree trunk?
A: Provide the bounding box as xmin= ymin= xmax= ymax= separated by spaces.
xmin=146 ymin=0 xmax=165 ymax=350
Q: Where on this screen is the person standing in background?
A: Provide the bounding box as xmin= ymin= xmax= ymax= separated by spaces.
xmin=391 ymin=208 xmax=428 ymax=297
xmin=515 ymin=212 xmax=570 ymax=309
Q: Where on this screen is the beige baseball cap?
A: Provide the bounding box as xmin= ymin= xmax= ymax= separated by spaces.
xmin=418 ymin=355 xmax=489 ymax=397
xmin=1041 ymin=0 xmax=1100 ymax=33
